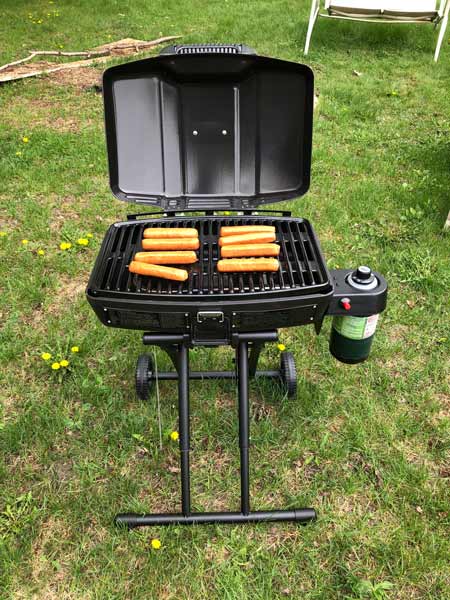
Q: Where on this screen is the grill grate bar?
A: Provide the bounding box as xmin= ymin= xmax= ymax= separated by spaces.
xmin=287 ymin=222 xmax=305 ymax=286
xmin=198 ymin=221 xmax=205 ymax=294
xmin=104 ymin=227 xmax=127 ymax=290
xmin=277 ymin=223 xmax=296 ymax=288
xmin=293 ymin=222 xmax=314 ymax=286
xmin=302 ymin=228 xmax=325 ymax=285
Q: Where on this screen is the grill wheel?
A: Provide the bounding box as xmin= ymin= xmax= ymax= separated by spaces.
xmin=135 ymin=354 xmax=154 ymax=400
xmin=280 ymin=352 xmax=297 ymax=398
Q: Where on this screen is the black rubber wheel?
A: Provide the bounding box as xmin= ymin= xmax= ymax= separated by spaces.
xmin=280 ymin=352 xmax=297 ymax=398
xmin=135 ymin=354 xmax=154 ymax=401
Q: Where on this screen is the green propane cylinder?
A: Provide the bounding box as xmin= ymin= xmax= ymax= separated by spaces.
xmin=329 ymin=266 xmax=381 ymax=364
xmin=329 ymin=314 xmax=379 ymax=364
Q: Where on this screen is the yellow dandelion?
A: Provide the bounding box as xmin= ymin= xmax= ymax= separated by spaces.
xmin=41 ymin=352 xmax=52 ymax=361
xmin=87 ymin=233 xmax=93 ymax=238
xmin=71 ymin=346 xmax=79 ymax=353
xmin=277 ymin=343 xmax=286 ymax=352
xmin=37 ymin=249 xmax=45 ymax=256
xmin=0 ymin=232 xmax=6 ymax=237
xmin=151 ymin=539 xmax=161 ymax=550
xmin=51 ymin=362 xmax=61 ymax=370
xmin=77 ymin=238 xmax=89 ymax=246
xmin=16 ymin=151 xmax=22 ymax=156
xmin=22 ymin=137 xmax=29 ymax=143
xmin=21 ymin=239 xmax=29 ymax=245
xmin=59 ymin=242 xmax=72 ymax=250
xmin=170 ymin=431 xmax=179 ymax=442
xmin=60 ymin=359 xmax=69 ymax=367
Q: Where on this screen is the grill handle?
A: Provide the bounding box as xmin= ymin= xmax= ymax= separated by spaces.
xmin=197 ymin=311 xmax=224 ymax=324
xmin=159 ymin=43 xmax=256 ymax=56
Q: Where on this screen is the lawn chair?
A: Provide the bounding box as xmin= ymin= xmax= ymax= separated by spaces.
xmin=304 ymin=0 xmax=450 ymax=61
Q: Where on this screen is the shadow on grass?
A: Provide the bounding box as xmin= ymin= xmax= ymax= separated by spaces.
xmin=404 ymin=137 xmax=450 ymax=220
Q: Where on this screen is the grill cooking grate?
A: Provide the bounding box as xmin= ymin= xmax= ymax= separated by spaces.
xmin=94 ymin=217 xmax=328 ymax=297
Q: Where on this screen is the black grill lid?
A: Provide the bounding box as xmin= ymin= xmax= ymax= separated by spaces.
xmin=103 ymin=44 xmax=314 ymax=211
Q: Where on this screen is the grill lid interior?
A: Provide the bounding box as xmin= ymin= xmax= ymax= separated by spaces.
xmin=103 ymin=45 xmax=314 ymax=210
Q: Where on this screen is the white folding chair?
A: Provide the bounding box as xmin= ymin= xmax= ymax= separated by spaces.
xmin=304 ymin=0 xmax=450 ymax=61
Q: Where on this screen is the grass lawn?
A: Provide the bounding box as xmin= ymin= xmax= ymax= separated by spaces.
xmin=1 ymin=1 xmax=449 ymax=598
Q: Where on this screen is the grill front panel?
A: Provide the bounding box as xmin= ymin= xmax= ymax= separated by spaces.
xmin=90 ymin=216 xmax=330 ymax=299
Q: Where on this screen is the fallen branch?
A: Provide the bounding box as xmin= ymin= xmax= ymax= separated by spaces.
xmin=0 ymin=50 xmax=110 ymax=73
xmin=0 ymin=35 xmax=181 ymax=84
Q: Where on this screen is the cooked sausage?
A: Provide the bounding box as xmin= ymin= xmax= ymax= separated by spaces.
xmin=128 ymin=261 xmax=188 ymax=281
xmin=218 ymin=232 xmax=276 ymax=246
xmin=220 ymin=243 xmax=280 ymax=258
xmin=220 ymin=225 xmax=276 ymax=237
xmin=217 ymin=258 xmax=280 ymax=272
xmin=141 ymin=238 xmax=200 ymax=250
xmin=143 ymin=227 xmax=198 ymax=239
xmin=134 ymin=251 xmax=197 ymax=265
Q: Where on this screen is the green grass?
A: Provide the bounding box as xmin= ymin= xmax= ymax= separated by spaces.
xmin=1 ymin=1 xmax=449 ymax=598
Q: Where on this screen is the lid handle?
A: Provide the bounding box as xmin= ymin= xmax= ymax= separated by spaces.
xmin=159 ymin=43 xmax=255 ymax=56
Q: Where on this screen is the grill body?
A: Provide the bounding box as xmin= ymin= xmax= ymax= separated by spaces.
xmin=83 ymin=45 xmax=388 ymax=530
xmin=87 ymin=215 xmax=333 ymax=341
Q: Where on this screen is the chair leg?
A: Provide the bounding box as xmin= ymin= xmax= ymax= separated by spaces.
xmin=305 ymin=0 xmax=320 ymax=55
xmin=434 ymin=5 xmax=450 ymax=61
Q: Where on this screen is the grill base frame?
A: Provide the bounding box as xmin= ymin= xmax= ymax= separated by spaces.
xmin=114 ymin=331 xmax=316 ymax=529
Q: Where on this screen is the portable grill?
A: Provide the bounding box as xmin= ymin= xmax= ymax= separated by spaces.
xmin=87 ymin=43 xmax=387 ymax=529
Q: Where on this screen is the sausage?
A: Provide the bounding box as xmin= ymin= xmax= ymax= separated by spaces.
xmin=220 ymin=225 xmax=275 ymax=237
xmin=218 ymin=232 xmax=276 ymax=246
xmin=220 ymin=243 xmax=280 ymax=258
xmin=128 ymin=261 xmax=188 ymax=281
xmin=141 ymin=238 xmax=200 ymax=250
xmin=217 ymin=258 xmax=280 ymax=272
xmin=134 ymin=251 xmax=197 ymax=265
xmin=143 ymin=227 xmax=198 ymax=239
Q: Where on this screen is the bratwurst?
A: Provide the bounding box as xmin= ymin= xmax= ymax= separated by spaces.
xmin=141 ymin=238 xmax=200 ymax=251
xmin=220 ymin=243 xmax=280 ymax=258
xmin=218 ymin=232 xmax=276 ymax=247
xmin=143 ymin=227 xmax=198 ymax=239
xmin=217 ymin=258 xmax=280 ymax=272
xmin=220 ymin=225 xmax=275 ymax=237
xmin=128 ymin=261 xmax=188 ymax=281
xmin=134 ymin=251 xmax=197 ymax=264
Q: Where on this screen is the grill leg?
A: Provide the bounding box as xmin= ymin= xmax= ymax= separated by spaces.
xmin=115 ymin=332 xmax=317 ymax=529
xmin=237 ymin=341 xmax=250 ymax=515
xmin=177 ymin=343 xmax=191 ymax=516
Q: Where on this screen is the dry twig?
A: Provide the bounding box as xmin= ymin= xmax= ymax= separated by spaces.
xmin=0 ymin=35 xmax=181 ymax=83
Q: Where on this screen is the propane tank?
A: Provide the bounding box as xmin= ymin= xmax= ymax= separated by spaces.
xmin=329 ymin=266 xmax=380 ymax=364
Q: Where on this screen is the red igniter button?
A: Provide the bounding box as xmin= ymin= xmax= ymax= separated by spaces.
xmin=340 ymin=298 xmax=351 ymax=311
